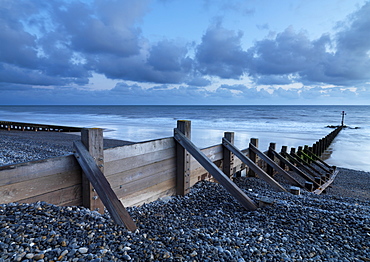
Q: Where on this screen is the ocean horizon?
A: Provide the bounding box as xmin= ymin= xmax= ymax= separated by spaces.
xmin=1 ymin=105 xmax=369 ymax=172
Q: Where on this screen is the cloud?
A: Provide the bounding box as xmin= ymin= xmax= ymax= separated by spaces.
xmin=248 ymin=2 xmax=370 ymax=87
xmin=1 ymin=0 xmax=370 ymax=105
xmin=195 ymin=21 xmax=250 ymax=79
xmin=248 ymin=26 xmax=323 ymax=77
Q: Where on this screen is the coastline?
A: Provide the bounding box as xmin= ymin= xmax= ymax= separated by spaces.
xmin=0 ymin=129 xmax=369 ymax=201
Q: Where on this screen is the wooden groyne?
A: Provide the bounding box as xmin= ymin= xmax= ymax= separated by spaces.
xmin=0 ymin=121 xmax=82 ymax=132
xmin=0 ymin=120 xmax=342 ymax=230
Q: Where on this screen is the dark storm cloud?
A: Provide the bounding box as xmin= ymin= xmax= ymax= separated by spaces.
xmin=195 ymin=22 xmax=250 ymax=79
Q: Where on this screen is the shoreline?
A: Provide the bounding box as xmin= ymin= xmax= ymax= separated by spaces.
xmin=0 ymin=129 xmax=369 ymax=201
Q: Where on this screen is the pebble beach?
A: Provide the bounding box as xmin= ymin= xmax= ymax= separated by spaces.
xmin=0 ymin=130 xmax=369 ymax=261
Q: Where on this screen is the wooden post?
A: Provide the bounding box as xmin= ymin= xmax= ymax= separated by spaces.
xmin=267 ymin=143 xmax=276 ymax=176
xmin=280 ymin=146 xmax=287 ymax=170
xmin=223 ymin=132 xmax=234 ymax=178
xmin=248 ymin=138 xmax=258 ymax=177
xmin=176 ymin=120 xmax=191 ymax=196
xmin=81 ymin=128 xmax=105 ymax=214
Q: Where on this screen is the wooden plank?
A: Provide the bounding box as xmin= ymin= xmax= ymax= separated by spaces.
xmin=81 ymin=128 xmax=105 ymax=213
xmin=190 ymin=145 xmax=223 ymax=170
xmin=104 ymin=147 xmax=175 ymax=176
xmin=304 ymin=148 xmax=333 ymax=170
xmin=104 ymin=137 xmax=175 ymax=162
xmin=113 ymin=167 xmax=176 ymax=198
xmin=0 ymin=155 xmax=80 ymax=187
xmin=290 ymin=151 xmax=323 ymax=178
xmin=120 ymin=179 xmax=176 ymax=207
xmin=282 ymin=152 xmax=317 ymax=181
xmin=222 ymin=138 xmax=287 ymax=192
xmin=174 ymin=128 xmax=258 ymax=211
xmin=270 ymin=149 xmax=320 ymax=187
xmin=73 ymin=140 xmax=137 ymax=231
xmin=249 ymin=143 xmax=303 ymax=187
xmin=176 ymin=120 xmax=191 ymax=195
xmin=190 ymin=160 xmax=222 ymax=186
xmin=18 ymin=185 xmax=82 ymax=206
xmin=107 ymin=158 xmax=176 ymax=186
xmin=0 ymin=170 xmax=81 ymax=204
xmin=313 ymin=169 xmax=339 ymax=195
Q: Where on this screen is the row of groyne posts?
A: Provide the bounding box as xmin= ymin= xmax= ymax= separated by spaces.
xmin=72 ymin=120 xmax=342 ymax=231
xmin=0 ymin=121 xmax=81 ymax=132
xmin=0 ymin=119 xmax=342 ymax=231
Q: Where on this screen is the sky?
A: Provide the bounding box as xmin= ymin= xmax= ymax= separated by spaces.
xmin=1 ymin=0 xmax=370 ymax=105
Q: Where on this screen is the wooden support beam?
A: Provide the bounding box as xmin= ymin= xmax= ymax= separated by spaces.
xmin=175 ymin=120 xmax=191 ymax=196
xmin=267 ymin=143 xmax=275 ymax=176
xmin=270 ymin=148 xmax=320 ymax=188
xmin=248 ymin=143 xmax=303 ymax=187
xmin=287 ymin=148 xmax=319 ymax=178
xmin=313 ymin=169 xmax=339 ymax=195
xmin=303 ymin=148 xmax=333 ymax=170
xmin=223 ymin=132 xmax=234 ymax=178
xmin=81 ymin=128 xmax=105 ymax=214
xmin=74 ymin=140 xmax=137 ymax=231
xmin=222 ymin=138 xmax=287 ymax=192
xmin=174 ymin=128 xmax=258 ymax=211
xmin=290 ymin=151 xmax=323 ymax=178
xmin=248 ymin=138 xmax=258 ymax=177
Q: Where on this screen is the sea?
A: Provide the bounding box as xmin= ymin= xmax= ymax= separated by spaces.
xmin=1 ymin=105 xmax=369 ymax=172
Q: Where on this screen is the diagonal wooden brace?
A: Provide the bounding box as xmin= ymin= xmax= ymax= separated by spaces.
xmin=74 ymin=141 xmax=137 ymax=231
xmin=174 ymin=128 xmax=258 ymax=211
xmin=222 ymin=138 xmax=287 ymax=192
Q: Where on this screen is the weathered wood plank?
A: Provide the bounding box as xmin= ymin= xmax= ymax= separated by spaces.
xmin=107 ymin=158 xmax=176 ymax=186
xmin=174 ymin=128 xmax=258 ymax=211
xmin=289 ymin=151 xmax=322 ymax=178
xmin=19 ymin=185 xmax=83 ymax=206
xmin=0 ymin=155 xmax=80 ymax=187
xmin=249 ymin=143 xmax=303 ymax=187
xmin=120 ymin=179 xmax=176 ymax=207
xmin=104 ymin=147 xmax=175 ymax=176
xmin=270 ymin=149 xmax=320 ymax=187
xmin=190 ymin=145 xmax=223 ymax=170
xmin=303 ymin=148 xmax=333 ymax=170
xmin=104 ymin=137 xmax=175 ymax=162
xmin=0 ymin=171 xmax=81 ymax=204
xmin=222 ymin=138 xmax=287 ymax=192
xmin=113 ymin=167 xmax=176 ymax=198
xmin=313 ymin=169 xmax=339 ymax=195
xmin=74 ymin=140 xmax=137 ymax=231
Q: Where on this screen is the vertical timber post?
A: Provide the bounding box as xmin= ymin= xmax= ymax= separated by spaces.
xmin=248 ymin=138 xmax=258 ymax=177
xmin=280 ymin=146 xmax=287 ymax=170
xmin=176 ymin=120 xmax=191 ymax=196
xmin=267 ymin=143 xmax=276 ymax=176
xmin=223 ymin=132 xmax=235 ymax=179
xmin=81 ymin=128 xmax=105 ymax=214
